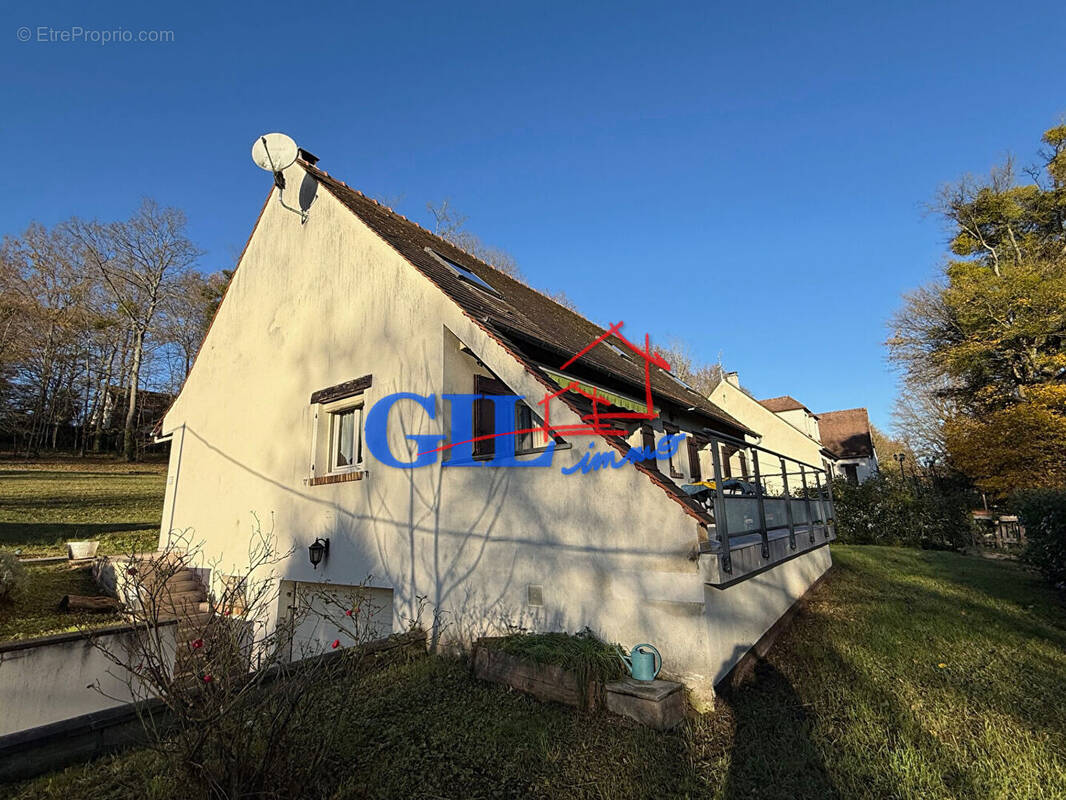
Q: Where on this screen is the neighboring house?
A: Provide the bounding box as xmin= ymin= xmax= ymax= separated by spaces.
xmin=817 ymin=408 xmax=878 ymax=483
xmin=156 ymin=150 xmax=835 ymax=693
xmin=707 ymin=376 xmax=834 ymax=493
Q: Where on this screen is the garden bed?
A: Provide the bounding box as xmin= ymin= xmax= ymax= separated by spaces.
xmin=472 ymin=630 xmax=625 ymax=711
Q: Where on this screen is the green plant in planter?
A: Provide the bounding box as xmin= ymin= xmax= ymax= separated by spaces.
xmin=492 ymin=627 xmax=626 ymax=703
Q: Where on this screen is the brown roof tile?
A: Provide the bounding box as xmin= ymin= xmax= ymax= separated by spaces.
xmin=305 ymin=162 xmax=749 ymax=438
xmin=303 ymin=161 xmax=759 ymax=525
xmin=817 ymin=408 xmax=874 ymax=459
xmin=758 ymin=395 xmax=810 ymax=414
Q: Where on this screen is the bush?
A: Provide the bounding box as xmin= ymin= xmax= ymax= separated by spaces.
xmin=1014 ymin=490 xmax=1066 ymax=589
xmin=0 ymin=551 xmax=29 ymax=603
xmin=832 ymin=472 xmax=974 ymax=550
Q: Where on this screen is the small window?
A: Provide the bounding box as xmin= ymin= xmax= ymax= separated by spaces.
xmin=515 ymin=403 xmax=536 ymax=454
xmin=602 ymin=340 xmax=631 ymax=360
xmin=663 ymin=370 xmax=696 ymax=392
xmin=426 ymin=248 xmax=500 ymax=296
xmin=473 ymin=375 xmax=541 ymax=457
xmin=329 ymin=406 xmax=363 ymax=473
xmin=843 ymin=463 xmax=859 ymax=485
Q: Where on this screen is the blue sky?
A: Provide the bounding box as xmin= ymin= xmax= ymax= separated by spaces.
xmin=3 ymin=1 xmax=1064 ymax=431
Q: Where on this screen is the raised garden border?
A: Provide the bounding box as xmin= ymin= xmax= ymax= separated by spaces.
xmin=472 ymin=637 xmax=604 ymax=711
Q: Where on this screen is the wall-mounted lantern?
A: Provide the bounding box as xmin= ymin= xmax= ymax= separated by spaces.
xmin=308 ymin=538 xmax=330 ymax=570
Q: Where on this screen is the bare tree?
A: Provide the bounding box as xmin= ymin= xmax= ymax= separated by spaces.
xmin=427 ymin=199 xmax=523 ymax=279
xmin=654 ymin=338 xmax=726 ymax=397
xmin=1 ymin=223 xmax=92 ymax=453
xmin=70 ymin=200 xmax=201 ymax=460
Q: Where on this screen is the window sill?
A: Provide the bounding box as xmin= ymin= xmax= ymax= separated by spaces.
xmin=309 ymin=470 xmax=368 ymax=486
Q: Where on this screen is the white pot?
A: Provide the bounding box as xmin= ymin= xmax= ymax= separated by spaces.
xmin=67 ymin=541 xmax=100 ymax=560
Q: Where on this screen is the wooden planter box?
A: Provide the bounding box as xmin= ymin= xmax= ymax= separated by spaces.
xmin=472 ymin=638 xmax=601 ymax=711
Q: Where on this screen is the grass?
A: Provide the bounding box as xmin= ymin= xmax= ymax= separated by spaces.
xmin=9 ymin=545 xmax=1066 ymax=799
xmin=0 ymin=562 xmax=124 ymax=641
xmin=0 ymin=456 xmax=166 ymax=557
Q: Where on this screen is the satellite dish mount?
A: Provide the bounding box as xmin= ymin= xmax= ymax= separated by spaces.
xmin=251 ymin=132 xmax=308 ymax=222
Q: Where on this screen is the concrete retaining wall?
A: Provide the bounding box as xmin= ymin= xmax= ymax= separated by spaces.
xmin=0 ymin=621 xmax=177 ymax=737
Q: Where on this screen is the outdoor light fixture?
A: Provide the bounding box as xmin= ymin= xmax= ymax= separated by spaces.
xmin=894 ymin=452 xmax=907 ymax=479
xmin=308 ymin=538 xmax=330 ymax=570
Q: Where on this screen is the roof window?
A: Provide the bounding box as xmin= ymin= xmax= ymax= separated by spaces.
xmin=426 ymin=248 xmax=500 ymax=297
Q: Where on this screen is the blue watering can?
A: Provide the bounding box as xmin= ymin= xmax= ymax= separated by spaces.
xmin=617 ymin=643 xmax=662 ymax=682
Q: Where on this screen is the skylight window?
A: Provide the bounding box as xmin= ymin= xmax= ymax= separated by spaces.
xmin=425 ymin=248 xmax=500 ymax=296
xmin=664 ymin=370 xmax=697 ymax=392
xmin=602 ymin=340 xmax=632 ymax=360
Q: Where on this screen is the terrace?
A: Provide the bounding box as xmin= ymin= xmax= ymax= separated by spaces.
xmin=684 ymin=432 xmax=836 ymax=588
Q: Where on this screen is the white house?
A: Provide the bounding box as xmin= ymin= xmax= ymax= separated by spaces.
xmin=156 ymin=148 xmax=835 ymax=698
xmin=708 ymin=377 xmax=834 ymax=484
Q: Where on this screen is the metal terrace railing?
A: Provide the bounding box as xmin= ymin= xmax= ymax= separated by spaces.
xmin=684 ymin=432 xmax=836 ymax=583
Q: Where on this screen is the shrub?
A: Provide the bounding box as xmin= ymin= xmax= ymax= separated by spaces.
xmin=832 ymin=472 xmax=974 ymax=550
xmin=1014 ymin=489 xmax=1066 ymax=589
xmin=0 ymin=551 xmax=29 ymax=603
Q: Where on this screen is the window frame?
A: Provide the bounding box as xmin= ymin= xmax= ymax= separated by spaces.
xmin=325 ymin=401 xmax=364 ymax=475
xmin=472 ymin=374 xmax=554 ymax=460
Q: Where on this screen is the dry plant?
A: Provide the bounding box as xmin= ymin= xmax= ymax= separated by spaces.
xmin=88 ymin=514 xmax=394 ymax=799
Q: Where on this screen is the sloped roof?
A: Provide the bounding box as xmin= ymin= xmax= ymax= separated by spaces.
xmin=758 ymin=395 xmax=811 ymax=414
xmin=303 ymin=161 xmax=760 ymax=525
xmin=305 ymin=162 xmax=749 ymax=437
xmin=817 ymin=408 xmax=874 ymax=459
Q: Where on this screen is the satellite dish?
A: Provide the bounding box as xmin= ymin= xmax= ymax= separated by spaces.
xmin=251 ymin=132 xmax=299 ymax=173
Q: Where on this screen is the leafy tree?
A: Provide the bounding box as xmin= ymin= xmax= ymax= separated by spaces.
xmin=945 ymin=384 xmax=1066 ymax=494
xmin=889 ymin=120 xmax=1066 ymax=494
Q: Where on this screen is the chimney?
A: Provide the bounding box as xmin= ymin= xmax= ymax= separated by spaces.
xmin=725 ymin=371 xmax=740 ymax=388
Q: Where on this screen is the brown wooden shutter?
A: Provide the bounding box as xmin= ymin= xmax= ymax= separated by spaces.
xmin=663 ymin=424 xmax=683 ymax=479
xmin=687 ymin=438 xmax=702 ymax=481
xmin=721 ymin=444 xmax=734 ymax=478
xmin=641 ymin=426 xmax=658 ymax=470
xmin=473 ymin=375 xmax=509 ymax=459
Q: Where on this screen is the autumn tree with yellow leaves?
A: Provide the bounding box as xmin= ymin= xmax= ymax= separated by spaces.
xmin=889 ymin=120 xmax=1066 ymax=495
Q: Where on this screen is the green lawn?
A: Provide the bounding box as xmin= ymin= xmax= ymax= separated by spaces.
xmin=10 ymin=545 xmax=1066 ymax=799
xmin=0 ymin=562 xmax=123 ymax=641
xmin=0 ymin=458 xmax=166 ymax=557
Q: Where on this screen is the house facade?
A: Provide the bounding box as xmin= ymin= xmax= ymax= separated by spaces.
xmin=708 ymin=378 xmax=833 ymax=484
xmin=156 ymin=152 xmax=835 ymax=694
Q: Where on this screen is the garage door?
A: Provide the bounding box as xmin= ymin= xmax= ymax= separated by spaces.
xmin=280 ymin=581 xmax=394 ymax=662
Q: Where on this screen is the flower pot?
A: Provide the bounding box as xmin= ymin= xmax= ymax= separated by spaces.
xmin=67 ymin=541 xmax=100 ymax=560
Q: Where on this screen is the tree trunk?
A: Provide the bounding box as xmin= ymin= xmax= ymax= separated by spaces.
xmin=91 ymin=343 xmax=117 ymax=453
xmin=124 ymin=327 xmax=144 ymax=461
